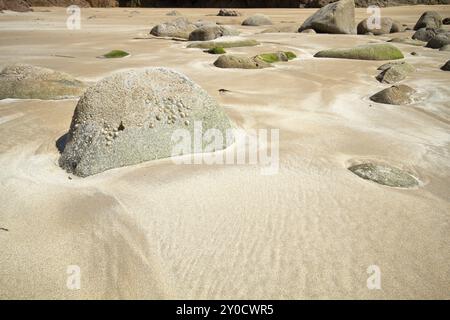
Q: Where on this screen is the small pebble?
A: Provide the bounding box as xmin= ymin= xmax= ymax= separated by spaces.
xmin=184 ymin=120 xmax=190 ymax=126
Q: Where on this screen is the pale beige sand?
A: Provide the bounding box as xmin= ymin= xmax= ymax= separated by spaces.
xmin=0 ymin=6 xmax=449 ymax=299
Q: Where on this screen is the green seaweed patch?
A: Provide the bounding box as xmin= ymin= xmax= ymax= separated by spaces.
xmin=206 ymin=47 xmax=226 ymax=54
xmin=256 ymin=51 xmax=297 ymax=63
xmin=101 ymin=50 xmax=130 ymax=59
xmin=188 ymin=39 xmax=259 ymax=49
xmin=314 ymin=44 xmax=404 ymax=61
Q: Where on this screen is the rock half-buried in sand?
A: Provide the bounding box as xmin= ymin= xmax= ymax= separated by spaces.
xmin=242 ymin=14 xmax=273 ymax=26
xmin=188 ymin=25 xmax=239 ymax=41
xmin=349 ymin=163 xmax=419 ymax=188
xmin=441 ymin=60 xmax=450 ymax=71
xmin=150 ymin=17 xmax=196 ymax=39
xmin=388 ymin=37 xmax=426 ymax=46
xmin=357 ymin=17 xmax=396 ymax=35
xmin=376 ymin=61 xmax=415 ymax=84
xmin=298 ymin=0 xmax=356 ymax=34
xmin=59 ymin=68 xmax=233 ymax=177
xmin=314 ymin=44 xmax=404 ymax=60
xmin=0 ymin=64 xmax=85 ymax=100
xmin=370 ymin=85 xmax=417 ymax=105
xmin=214 ymin=55 xmax=271 ymax=69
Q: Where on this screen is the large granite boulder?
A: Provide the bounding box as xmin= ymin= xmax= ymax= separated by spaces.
xmin=59 ymin=68 xmax=233 ymax=177
xmin=150 ymin=17 xmax=196 ymax=39
xmin=188 ymin=25 xmax=239 ymax=41
xmin=298 ymin=0 xmax=356 ymax=34
xmin=0 ymin=64 xmax=85 ymax=100
xmin=314 ymin=44 xmax=404 ymax=60
xmin=242 ymin=14 xmax=273 ymax=26
xmin=413 ymin=11 xmax=442 ymax=30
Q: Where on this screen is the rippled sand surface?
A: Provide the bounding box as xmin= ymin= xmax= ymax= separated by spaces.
xmin=0 ymin=6 xmax=449 ymax=299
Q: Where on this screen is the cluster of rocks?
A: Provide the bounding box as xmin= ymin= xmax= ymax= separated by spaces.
xmin=411 ymin=11 xmax=450 ymax=50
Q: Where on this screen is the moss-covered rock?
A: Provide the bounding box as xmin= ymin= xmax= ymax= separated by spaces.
xmin=188 ymin=38 xmax=259 ymax=49
xmin=376 ymin=61 xmax=415 ymax=84
xmin=214 ymin=55 xmax=271 ymax=69
xmin=0 ymin=64 xmax=86 ymax=100
xmin=256 ymin=51 xmax=296 ymax=63
xmin=206 ymin=46 xmax=226 ymax=54
xmin=349 ymin=163 xmax=418 ymax=188
xmin=314 ymin=44 xmax=404 ymax=60
xmin=370 ymin=84 xmax=417 ymax=105
xmin=100 ymin=50 xmax=130 ymax=59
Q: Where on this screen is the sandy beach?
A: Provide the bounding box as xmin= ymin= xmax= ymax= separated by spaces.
xmin=0 ymin=5 xmax=449 ymax=299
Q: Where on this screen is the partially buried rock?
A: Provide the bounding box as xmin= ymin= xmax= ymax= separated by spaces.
xmin=441 ymin=60 xmax=450 ymax=71
xmin=370 ymin=85 xmax=417 ymax=105
xmin=188 ymin=25 xmax=239 ymax=41
xmin=150 ymin=17 xmax=196 ymax=39
xmin=439 ymin=44 xmax=450 ymax=51
xmin=413 ymin=11 xmax=442 ymax=30
xmin=0 ymin=64 xmax=85 ymax=100
xmin=298 ymin=0 xmax=356 ymax=34
xmin=187 ymin=38 xmax=259 ymax=49
xmin=214 ymin=55 xmax=271 ymax=69
xmin=300 ymin=28 xmax=316 ymax=34
xmin=314 ymin=44 xmax=404 ymax=60
xmin=376 ymin=61 xmax=415 ymax=84
xmin=242 ymin=14 xmax=273 ymax=26
xmin=443 ymin=18 xmax=450 ymax=25
xmin=218 ymin=9 xmax=241 ymax=17
xmin=349 ymin=163 xmax=418 ymax=188
xmin=206 ymin=47 xmax=226 ymax=54
xmin=59 ymin=68 xmax=233 ymax=177
xmin=426 ymin=32 xmax=450 ymax=49
xmin=389 ymin=37 xmax=426 ymax=46
xmin=166 ymin=10 xmax=181 ymax=16
xmin=261 ymin=24 xmax=300 ymax=33
xmin=412 ymin=27 xmax=445 ymax=42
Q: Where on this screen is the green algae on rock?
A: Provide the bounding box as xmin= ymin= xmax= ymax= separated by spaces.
xmin=206 ymin=47 xmax=226 ymax=54
xmin=214 ymin=55 xmax=271 ymax=69
xmin=256 ymin=51 xmax=296 ymax=63
xmin=100 ymin=50 xmax=130 ymax=58
xmin=314 ymin=44 xmax=404 ymax=60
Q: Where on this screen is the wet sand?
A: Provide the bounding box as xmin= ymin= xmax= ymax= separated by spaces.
xmin=0 ymin=6 xmax=449 ymax=299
